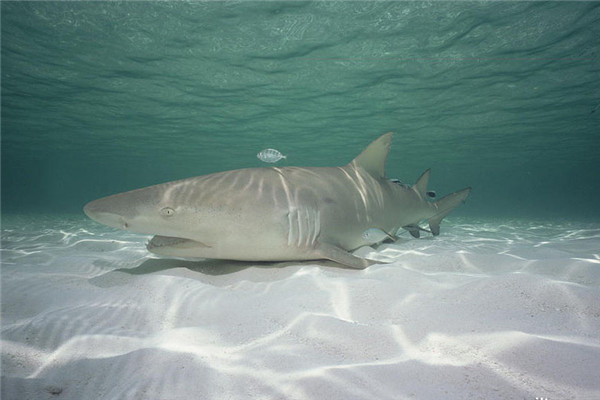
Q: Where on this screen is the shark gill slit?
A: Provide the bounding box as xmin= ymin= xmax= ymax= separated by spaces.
xmin=273 ymin=167 xmax=297 ymax=247
xmin=287 ymin=210 xmax=295 ymax=246
xmin=296 ymin=207 xmax=304 ymax=247
xmin=294 ymin=195 xmax=306 ymax=248
xmin=289 ymin=207 xmax=320 ymax=249
xmin=294 ymin=184 xmax=321 ymax=248
xmin=276 ymin=174 xmax=321 ymax=249
xmin=309 ymin=209 xmax=321 ymax=247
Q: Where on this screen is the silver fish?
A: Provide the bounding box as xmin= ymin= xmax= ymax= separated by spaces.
xmin=257 ymin=148 xmax=286 ymax=163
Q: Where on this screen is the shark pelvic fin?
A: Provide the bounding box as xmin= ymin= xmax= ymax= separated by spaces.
xmin=350 ymin=132 xmax=393 ymax=179
xmin=412 ymin=169 xmax=431 ymax=199
xmin=316 ymin=242 xmax=374 ymax=269
xmin=428 ymin=187 xmax=471 ymax=236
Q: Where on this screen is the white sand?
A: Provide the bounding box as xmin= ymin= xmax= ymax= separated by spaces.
xmin=2 ymin=216 xmax=599 ymax=399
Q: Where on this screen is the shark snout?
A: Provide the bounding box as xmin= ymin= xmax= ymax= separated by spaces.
xmin=84 ymin=200 xmax=130 ymax=230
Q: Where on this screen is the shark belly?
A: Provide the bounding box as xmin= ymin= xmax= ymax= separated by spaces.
xmin=147 ymin=208 xmax=323 ymax=261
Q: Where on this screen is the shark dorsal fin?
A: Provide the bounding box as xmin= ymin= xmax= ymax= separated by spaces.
xmin=349 ymin=132 xmax=393 ymax=178
xmin=413 ymin=168 xmax=431 ymax=198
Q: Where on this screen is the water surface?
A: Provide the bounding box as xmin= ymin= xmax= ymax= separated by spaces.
xmin=2 ymin=1 xmax=599 ymax=219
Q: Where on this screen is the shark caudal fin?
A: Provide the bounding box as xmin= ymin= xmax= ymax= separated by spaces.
xmin=349 ymin=132 xmax=393 ymax=178
xmin=428 ymin=187 xmax=471 ymax=236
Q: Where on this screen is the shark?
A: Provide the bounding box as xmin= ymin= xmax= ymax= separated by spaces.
xmin=83 ymin=132 xmax=471 ymax=269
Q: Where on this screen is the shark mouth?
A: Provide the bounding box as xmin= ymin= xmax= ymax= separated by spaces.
xmin=146 ymin=235 xmax=210 ymax=251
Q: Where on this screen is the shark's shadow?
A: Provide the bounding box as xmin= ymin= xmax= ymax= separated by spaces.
xmin=125 ymin=257 xmax=296 ymax=276
xmin=89 ymin=256 xmax=349 ymax=287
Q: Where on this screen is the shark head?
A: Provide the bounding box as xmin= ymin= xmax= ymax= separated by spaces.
xmin=83 ymin=180 xmax=211 ymax=249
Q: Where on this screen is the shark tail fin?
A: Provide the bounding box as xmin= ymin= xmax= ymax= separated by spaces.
xmin=412 ymin=169 xmax=431 ymax=198
xmin=428 ymin=187 xmax=471 ymax=236
xmin=349 ymin=132 xmax=393 ymax=179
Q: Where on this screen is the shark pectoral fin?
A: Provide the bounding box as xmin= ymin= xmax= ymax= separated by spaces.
xmin=316 ymin=242 xmax=374 ymax=270
xmin=428 ymin=187 xmax=472 ymax=236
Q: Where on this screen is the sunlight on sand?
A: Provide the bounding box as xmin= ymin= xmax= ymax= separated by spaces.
xmin=2 ymin=216 xmax=599 ymax=399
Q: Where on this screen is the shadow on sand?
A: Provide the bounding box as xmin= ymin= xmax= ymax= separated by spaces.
xmin=88 ymin=256 xmax=350 ymax=287
xmin=126 ymin=257 xmax=350 ymax=276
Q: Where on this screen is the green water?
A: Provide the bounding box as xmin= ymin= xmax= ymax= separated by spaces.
xmin=2 ymin=1 xmax=599 ymax=219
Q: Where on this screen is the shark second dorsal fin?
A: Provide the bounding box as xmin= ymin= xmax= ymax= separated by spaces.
xmin=349 ymin=132 xmax=393 ymax=178
xmin=412 ymin=169 xmax=431 ymax=198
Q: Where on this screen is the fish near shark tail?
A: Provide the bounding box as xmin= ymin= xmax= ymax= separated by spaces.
xmin=428 ymin=187 xmax=471 ymax=236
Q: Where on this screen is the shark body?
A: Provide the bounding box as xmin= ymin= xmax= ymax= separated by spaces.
xmin=84 ymin=133 xmax=470 ymax=269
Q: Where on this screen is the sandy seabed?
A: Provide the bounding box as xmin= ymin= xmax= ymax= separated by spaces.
xmin=1 ymin=215 xmax=599 ymax=400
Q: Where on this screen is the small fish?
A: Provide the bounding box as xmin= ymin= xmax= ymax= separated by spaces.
xmin=257 ymin=148 xmax=286 ymax=163
xmin=391 ymin=178 xmax=435 ymax=199
xmin=362 ymin=228 xmax=395 ymax=245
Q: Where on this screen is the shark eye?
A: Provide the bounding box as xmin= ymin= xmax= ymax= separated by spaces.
xmin=160 ymin=207 xmax=175 ymax=217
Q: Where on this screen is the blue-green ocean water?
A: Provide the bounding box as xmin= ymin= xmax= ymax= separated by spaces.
xmin=3 ymin=4 xmax=600 ymax=399
xmin=1 ymin=1 xmax=600 ymax=219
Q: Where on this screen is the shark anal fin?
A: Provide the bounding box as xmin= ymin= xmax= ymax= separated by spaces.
xmin=316 ymin=242 xmax=373 ymax=269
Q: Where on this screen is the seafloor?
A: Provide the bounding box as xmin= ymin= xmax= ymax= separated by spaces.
xmin=1 ymin=215 xmax=599 ymax=399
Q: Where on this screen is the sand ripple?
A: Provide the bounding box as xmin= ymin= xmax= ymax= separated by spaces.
xmin=2 ymin=216 xmax=600 ymax=399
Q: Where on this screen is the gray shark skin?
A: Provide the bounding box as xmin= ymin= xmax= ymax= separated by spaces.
xmin=84 ymin=133 xmax=471 ymax=269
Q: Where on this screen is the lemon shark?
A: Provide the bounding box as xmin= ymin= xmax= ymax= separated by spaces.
xmin=84 ymin=133 xmax=470 ymax=269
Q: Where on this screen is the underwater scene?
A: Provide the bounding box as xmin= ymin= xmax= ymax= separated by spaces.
xmin=2 ymin=2 xmax=599 ymax=399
